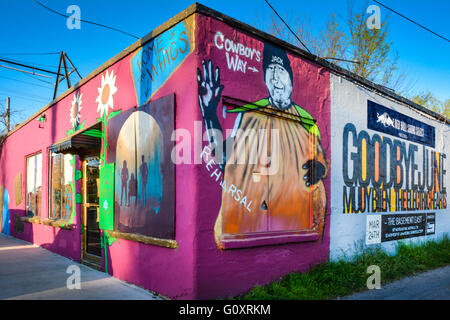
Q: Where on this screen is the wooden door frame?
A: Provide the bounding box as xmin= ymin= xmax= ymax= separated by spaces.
xmin=81 ymin=156 xmax=102 ymax=265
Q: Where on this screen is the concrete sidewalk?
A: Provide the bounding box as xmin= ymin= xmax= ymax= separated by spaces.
xmin=342 ymin=266 xmax=450 ymax=300
xmin=0 ymin=233 xmax=163 ymax=300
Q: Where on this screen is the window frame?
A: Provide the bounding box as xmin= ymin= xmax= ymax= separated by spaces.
xmin=25 ymin=151 xmax=43 ymax=218
xmin=215 ymin=96 xmax=324 ymax=249
xmin=48 ymin=151 xmax=75 ymax=221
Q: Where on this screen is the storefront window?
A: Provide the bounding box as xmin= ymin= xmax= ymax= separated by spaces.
xmin=26 ymin=153 xmax=42 ymax=217
xmin=49 ymin=153 xmax=74 ymax=220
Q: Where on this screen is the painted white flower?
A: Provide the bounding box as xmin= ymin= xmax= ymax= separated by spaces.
xmin=96 ymin=70 xmax=118 ymax=118
xmin=70 ymin=92 xmax=83 ymax=129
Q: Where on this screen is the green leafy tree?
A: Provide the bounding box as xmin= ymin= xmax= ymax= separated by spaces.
xmin=256 ymin=0 xmax=409 ymax=94
xmin=411 ymin=91 xmax=442 ymax=113
xmin=442 ymin=99 xmax=450 ymax=119
xmin=255 ymin=1 xmax=450 ymax=118
xmin=411 ymin=92 xmax=450 ymax=120
xmin=346 ymin=1 xmax=396 ymax=86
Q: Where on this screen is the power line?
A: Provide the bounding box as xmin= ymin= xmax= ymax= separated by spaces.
xmin=0 ymin=58 xmax=62 ymax=76
xmin=374 ymin=0 xmax=450 ymax=43
xmin=263 ymin=0 xmax=312 ymax=54
xmin=0 ymin=92 xmax=48 ymax=104
xmin=0 ymin=88 xmax=49 ymax=101
xmin=0 ymin=75 xmax=53 ymax=89
xmin=25 ymin=73 xmax=55 ymax=86
xmin=0 ymin=64 xmax=53 ymax=79
xmin=322 ymin=57 xmax=360 ymax=65
xmin=0 ymin=52 xmax=60 ymax=56
xmin=0 ymin=56 xmax=59 ymax=70
xmin=32 ymin=0 xmax=140 ymax=40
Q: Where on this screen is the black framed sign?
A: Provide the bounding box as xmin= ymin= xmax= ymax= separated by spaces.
xmin=367 ymin=100 xmax=435 ymax=148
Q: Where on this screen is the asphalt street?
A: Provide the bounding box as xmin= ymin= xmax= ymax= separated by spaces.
xmin=342 ymin=265 xmax=450 ymax=300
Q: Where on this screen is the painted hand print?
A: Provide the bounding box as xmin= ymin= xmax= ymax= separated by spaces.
xmin=198 ymin=42 xmax=329 ymax=248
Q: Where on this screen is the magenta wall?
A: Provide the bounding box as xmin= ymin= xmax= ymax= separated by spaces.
xmin=0 ymin=44 xmax=139 ymax=260
xmin=193 ymin=15 xmax=332 ymax=299
xmin=0 ymin=11 xmax=333 ymax=300
xmin=0 ymin=44 xmax=199 ymax=299
xmin=106 ymin=52 xmax=200 ymax=299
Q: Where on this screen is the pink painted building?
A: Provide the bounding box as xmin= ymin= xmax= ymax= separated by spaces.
xmin=1 ymin=3 xmax=448 ymax=299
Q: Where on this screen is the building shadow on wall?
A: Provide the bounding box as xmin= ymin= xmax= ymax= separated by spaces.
xmin=10 ymin=210 xmax=33 ymax=244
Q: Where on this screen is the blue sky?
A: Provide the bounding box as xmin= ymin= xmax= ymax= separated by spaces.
xmin=0 ymin=0 xmax=448 ymax=127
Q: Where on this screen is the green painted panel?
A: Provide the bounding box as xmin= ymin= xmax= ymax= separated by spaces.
xmin=99 ymin=163 xmax=115 ymax=231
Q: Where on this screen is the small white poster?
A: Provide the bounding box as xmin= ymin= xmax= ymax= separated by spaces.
xmin=366 ymin=215 xmax=381 ymax=245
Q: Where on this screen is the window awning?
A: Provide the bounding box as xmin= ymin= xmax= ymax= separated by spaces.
xmin=50 ymin=123 xmax=102 ymax=155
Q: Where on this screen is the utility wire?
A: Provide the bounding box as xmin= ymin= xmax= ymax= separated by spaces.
xmin=0 ymin=92 xmax=49 ymax=104
xmin=0 ymin=88 xmax=49 ymax=101
xmin=263 ymin=0 xmax=312 ymax=54
xmin=0 ymin=52 xmax=60 ymax=56
xmin=0 ymin=58 xmax=62 ymax=76
xmin=0 ymin=75 xmax=53 ymax=89
xmin=374 ymin=0 xmax=450 ymax=43
xmin=0 ymin=56 xmax=59 ymax=70
xmin=322 ymin=57 xmax=360 ymax=65
xmin=0 ymin=64 xmax=53 ymax=78
xmin=32 ymin=0 xmax=140 ymax=40
xmin=25 ymin=74 xmax=55 ymax=86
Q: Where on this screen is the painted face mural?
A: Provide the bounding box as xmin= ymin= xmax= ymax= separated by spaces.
xmin=263 ymin=46 xmax=293 ymax=110
xmin=198 ymin=40 xmax=329 ymax=248
xmin=265 ymin=64 xmax=292 ymax=109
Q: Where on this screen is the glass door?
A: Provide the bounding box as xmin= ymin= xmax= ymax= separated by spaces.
xmin=82 ymin=156 xmax=101 ymax=262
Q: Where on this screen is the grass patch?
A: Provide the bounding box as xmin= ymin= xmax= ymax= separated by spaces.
xmin=232 ymin=235 xmax=450 ymax=300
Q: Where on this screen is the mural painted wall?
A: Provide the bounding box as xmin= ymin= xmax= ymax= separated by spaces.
xmin=330 ymin=73 xmax=450 ymax=260
xmin=0 ymin=6 xmax=447 ymax=301
xmin=193 ymin=15 xmax=332 ymax=298
xmin=0 ymin=14 xmax=198 ymax=299
xmin=130 ymin=20 xmax=195 ymax=107
xmin=1 ymin=188 xmax=9 ymax=235
xmin=106 ymin=94 xmax=175 ymax=239
xmin=196 ymin=22 xmax=331 ymax=249
xmin=106 ymin=16 xmax=198 ymax=299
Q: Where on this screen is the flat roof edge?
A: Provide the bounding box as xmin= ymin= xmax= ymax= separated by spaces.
xmin=4 ymin=2 xmax=448 ymax=140
xmin=194 ymin=3 xmax=449 ymax=125
xmin=5 ymin=3 xmax=200 ymax=138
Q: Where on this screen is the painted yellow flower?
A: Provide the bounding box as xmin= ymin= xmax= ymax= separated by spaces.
xmin=70 ymin=92 xmax=82 ymax=129
xmin=96 ymin=70 xmax=118 ymax=118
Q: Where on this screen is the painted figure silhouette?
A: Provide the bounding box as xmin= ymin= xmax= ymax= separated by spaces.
xmin=129 ymin=173 xmax=137 ymax=206
xmin=140 ymin=155 xmax=148 ymax=206
xmin=120 ymin=160 xmax=129 ymax=206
